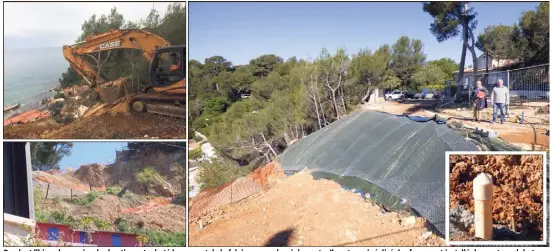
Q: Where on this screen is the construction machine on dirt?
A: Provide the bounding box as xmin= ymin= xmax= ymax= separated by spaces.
xmin=63 ymin=29 xmax=186 ymax=118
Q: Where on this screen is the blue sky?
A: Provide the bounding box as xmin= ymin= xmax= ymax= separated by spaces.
xmin=58 ymin=142 xmax=127 ymax=170
xmin=189 ymin=2 xmax=540 ymax=65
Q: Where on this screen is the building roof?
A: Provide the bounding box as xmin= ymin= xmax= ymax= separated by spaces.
xmin=36 ymin=222 xmax=138 ymax=236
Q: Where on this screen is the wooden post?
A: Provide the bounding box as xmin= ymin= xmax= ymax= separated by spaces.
xmin=70 ymin=189 xmax=73 ymax=202
xmin=473 ymin=173 xmax=493 ymax=240
xmin=45 ymin=184 xmax=50 ymax=199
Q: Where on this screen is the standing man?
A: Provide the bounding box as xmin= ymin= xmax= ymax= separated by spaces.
xmin=473 ymin=81 xmax=487 ymax=122
xmin=490 ymin=79 xmax=509 ymax=124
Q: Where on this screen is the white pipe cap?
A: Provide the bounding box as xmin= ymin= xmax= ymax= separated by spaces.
xmin=473 ymin=172 xmax=493 ymax=201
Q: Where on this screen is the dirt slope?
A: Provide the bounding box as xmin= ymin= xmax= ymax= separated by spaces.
xmin=41 ymin=193 xmax=185 ymax=233
xmin=34 ymin=164 xmax=186 ymax=233
xmin=189 ymin=171 xmax=444 ymax=247
xmin=4 ymin=104 xmax=185 ymax=139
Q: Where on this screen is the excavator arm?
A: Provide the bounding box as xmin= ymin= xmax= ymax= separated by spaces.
xmin=62 ymin=29 xmax=186 ymax=119
xmin=62 ymin=29 xmax=171 ymax=87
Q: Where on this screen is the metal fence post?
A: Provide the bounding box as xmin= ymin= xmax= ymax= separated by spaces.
xmin=506 ymin=70 xmax=510 ymax=115
xmin=45 ymin=184 xmax=50 ymax=199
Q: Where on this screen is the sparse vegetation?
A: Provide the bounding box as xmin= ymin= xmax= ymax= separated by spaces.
xmin=27 ymin=142 xmax=186 ymax=247
xmin=93 ymin=218 xmax=112 ymax=230
xmin=198 ymin=158 xmax=253 ymax=189
xmin=106 ymin=186 xmax=123 ymax=195
xmin=135 ymin=167 xmax=162 ymax=185
xmin=53 ymin=93 xmax=65 ymax=99
xmin=136 ymin=229 xmax=185 ymax=247
xmin=114 ymin=218 xmax=185 ymax=246
xmin=72 ymin=191 xmax=100 ymax=206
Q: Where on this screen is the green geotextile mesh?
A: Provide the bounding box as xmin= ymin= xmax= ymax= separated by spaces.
xmin=279 ymin=111 xmax=479 ymax=236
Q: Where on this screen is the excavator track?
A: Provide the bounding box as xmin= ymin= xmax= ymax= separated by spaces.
xmin=129 ymin=93 xmax=186 ymax=118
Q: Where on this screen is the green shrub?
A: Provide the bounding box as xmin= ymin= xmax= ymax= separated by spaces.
xmin=188 ymin=148 xmax=203 ymax=160
xmin=35 ymin=210 xmax=50 ymax=223
xmin=50 ymin=211 xmax=76 ymax=226
xmin=136 ymin=229 xmax=185 ymax=246
xmin=106 ymin=187 xmax=122 ymax=195
xmin=93 ymin=218 xmax=112 ymax=230
xmin=115 ymin=218 xmax=134 ymax=232
xmin=72 ymin=191 xmax=100 ymax=205
xmin=53 ymin=93 xmax=65 ymax=99
xmin=135 ymin=168 xmax=162 ymax=185
xmin=33 ymin=188 xmax=43 ymax=208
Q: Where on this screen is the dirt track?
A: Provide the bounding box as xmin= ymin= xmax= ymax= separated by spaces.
xmin=449 ymin=155 xmax=544 ymax=240
xmin=4 ymin=111 xmax=185 ymax=139
xmin=189 ymin=171 xmax=444 ymax=247
xmin=363 ymin=100 xmax=549 ymax=149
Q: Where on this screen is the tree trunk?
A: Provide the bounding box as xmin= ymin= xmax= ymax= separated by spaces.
xmin=315 ymin=90 xmax=326 ymax=127
xmin=320 ymin=102 xmax=329 ymax=126
xmin=263 ymin=152 xmax=270 ymax=163
xmin=361 ymin=81 xmax=372 ymax=103
xmin=313 ymin=98 xmax=322 ymax=129
xmin=330 ymin=89 xmax=340 ymax=118
xmin=309 ymin=81 xmax=323 ymax=130
xmin=339 ymin=86 xmax=347 ymax=113
xmin=117 ymin=184 xmax=129 ymax=198
xmin=455 ymin=19 xmax=469 ymax=101
xmin=260 ymin=133 xmax=277 ymax=158
xmin=466 ymin=28 xmax=479 ymax=83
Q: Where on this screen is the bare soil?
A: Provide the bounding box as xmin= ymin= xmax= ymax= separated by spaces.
xmin=3 ymin=104 xmax=185 ymax=139
xmin=449 ymin=154 xmax=544 ymax=240
xmin=34 ymin=166 xmax=186 ymax=233
xmin=363 ymin=100 xmax=549 ymax=149
xmin=189 ymin=170 xmax=444 ymax=247
xmin=41 ymin=194 xmax=186 ymax=233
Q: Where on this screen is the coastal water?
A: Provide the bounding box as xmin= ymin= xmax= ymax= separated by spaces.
xmin=3 ymin=47 xmax=69 ymax=116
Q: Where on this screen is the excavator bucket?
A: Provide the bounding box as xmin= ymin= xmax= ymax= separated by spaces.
xmin=95 ymin=77 xmax=131 ymax=105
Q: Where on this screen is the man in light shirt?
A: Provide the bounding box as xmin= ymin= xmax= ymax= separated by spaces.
xmin=490 ymin=79 xmax=509 ymax=124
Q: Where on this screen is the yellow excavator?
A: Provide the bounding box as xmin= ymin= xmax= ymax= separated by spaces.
xmin=62 ymin=29 xmax=185 ymax=118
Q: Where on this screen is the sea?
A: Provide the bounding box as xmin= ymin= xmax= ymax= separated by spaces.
xmin=3 ymin=47 xmax=69 ymax=117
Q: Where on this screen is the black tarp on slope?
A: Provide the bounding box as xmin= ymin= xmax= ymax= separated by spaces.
xmin=279 ymin=111 xmax=479 ymax=236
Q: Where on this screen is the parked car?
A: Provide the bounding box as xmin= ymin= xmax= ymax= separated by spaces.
xmin=510 ymin=85 xmax=549 ymax=101
xmin=413 ymin=93 xmax=423 ymax=99
xmin=423 ymin=93 xmax=435 ymax=99
xmin=404 ymin=91 xmax=417 ymax=99
xmin=385 ymin=90 xmax=405 ymax=101
xmin=420 ymin=89 xmax=435 ymax=99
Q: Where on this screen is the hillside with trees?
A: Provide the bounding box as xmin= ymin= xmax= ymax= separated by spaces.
xmin=58 ymin=3 xmax=186 ymax=90
xmin=30 ymin=142 xmax=187 ymax=246
xmin=189 ymin=36 xmax=459 ymax=189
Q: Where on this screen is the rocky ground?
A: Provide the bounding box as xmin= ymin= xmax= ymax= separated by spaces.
xmin=4 ymin=103 xmax=185 ymax=139
xmin=189 ymin=170 xmax=444 ymax=247
xmin=449 ymin=154 xmax=544 ymax=241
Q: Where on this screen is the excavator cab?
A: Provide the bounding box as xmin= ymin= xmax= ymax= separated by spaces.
xmin=149 ymin=46 xmax=185 ymax=88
